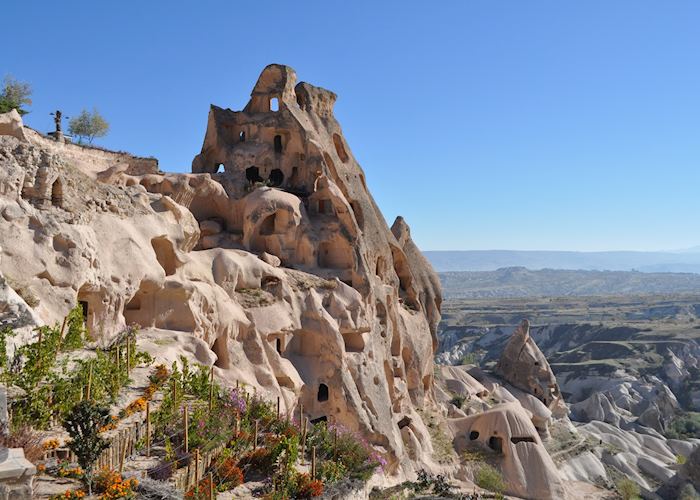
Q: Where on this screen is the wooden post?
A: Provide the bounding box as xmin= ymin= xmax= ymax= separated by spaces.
xmin=184 ymin=405 xmax=189 ymax=454
xmin=311 ymin=446 xmax=316 ymax=479
xmin=209 ymin=471 xmax=214 ymax=499
xmin=276 ymin=396 xmax=280 ymax=419
xmin=298 ymin=403 xmax=303 ymax=429
xmin=194 ymin=449 xmax=200 ymax=482
xmin=119 ymin=432 xmax=127 ymax=473
xmin=116 ymin=345 xmax=120 ymax=372
xmin=126 ymin=337 xmax=131 ymax=376
xmin=208 ymin=366 xmax=214 ymax=412
xmin=253 ymin=420 xmax=258 ymax=450
xmin=87 ymin=361 xmax=93 ymax=400
xmin=334 ymin=426 xmax=338 ymax=459
xmin=58 ymin=317 xmax=67 ymax=350
xmin=146 ymin=401 xmax=151 ymax=457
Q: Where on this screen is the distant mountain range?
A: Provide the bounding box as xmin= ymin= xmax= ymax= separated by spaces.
xmin=424 ymin=250 xmax=700 ymax=273
xmin=439 ymin=267 xmax=700 ymax=299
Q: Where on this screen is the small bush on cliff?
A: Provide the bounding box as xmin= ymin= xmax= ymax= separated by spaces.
xmin=475 ymin=464 xmax=505 ymax=496
xmin=0 ymin=76 xmax=32 ymax=115
xmin=69 ymin=108 xmax=110 ymax=144
xmin=616 ymin=478 xmax=641 ymax=500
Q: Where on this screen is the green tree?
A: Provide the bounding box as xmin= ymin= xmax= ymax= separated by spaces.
xmin=68 ymin=108 xmax=110 ymax=144
xmin=64 ymin=400 xmax=110 ymax=495
xmin=0 ymin=76 xmax=32 ymax=115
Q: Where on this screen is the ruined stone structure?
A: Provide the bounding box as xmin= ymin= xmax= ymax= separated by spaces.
xmin=0 ymin=65 xmax=442 ymax=475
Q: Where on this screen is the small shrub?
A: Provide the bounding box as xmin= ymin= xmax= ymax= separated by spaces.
xmin=64 ymin=400 xmax=111 ymax=495
xmin=450 ymin=395 xmax=466 ymax=409
xmin=475 ymin=464 xmax=505 ymax=494
xmin=318 ymin=460 xmax=347 ymax=484
xmin=295 ymin=472 xmax=324 ymax=498
xmin=617 ymin=478 xmax=641 ymax=500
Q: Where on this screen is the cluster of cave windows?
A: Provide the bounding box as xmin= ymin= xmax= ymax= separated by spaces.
xmin=245 ymin=166 xmax=285 ymax=187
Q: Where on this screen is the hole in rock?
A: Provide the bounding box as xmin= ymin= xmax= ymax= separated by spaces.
xmin=511 ymin=437 xmax=536 ymax=444
xmin=276 ymin=338 xmax=282 ymax=354
xmin=246 ymin=166 xmax=263 ymax=183
xmin=151 ymin=237 xmax=178 ymax=276
xmin=397 ymin=416 xmax=411 ymax=429
xmin=488 ymin=436 xmax=503 ymax=454
xmin=269 ymin=169 xmax=284 ymax=187
xmin=239 ymin=131 xmax=246 ymax=142
xmin=211 ymin=336 xmax=230 ymax=369
xmin=310 ymin=416 xmax=327 ymax=425
xmin=274 ymin=135 xmax=283 ymax=154
xmin=317 ymin=383 xmax=329 ymax=402
xmin=259 ymin=213 xmax=276 ymax=236
xmin=270 ymin=97 xmax=279 ymax=112
xmin=342 ymin=331 xmax=365 ymax=353
xmin=469 ymin=431 xmax=479 ymax=441
xmin=216 ymin=164 xmax=224 ymax=173
xmin=51 ymin=179 xmax=63 ymax=207
xmin=332 ymin=133 xmax=349 ymax=163
xmin=79 ymin=300 xmax=89 ymax=324
xmin=125 ymin=295 xmax=141 ymax=311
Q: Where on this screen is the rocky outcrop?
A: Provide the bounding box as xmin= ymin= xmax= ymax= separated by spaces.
xmin=0 ymin=66 xmax=442 ymax=475
xmin=494 ymin=319 xmax=567 ymax=419
xmin=449 ymin=402 xmax=568 ymax=499
xmin=0 ymin=110 xmax=26 ymax=142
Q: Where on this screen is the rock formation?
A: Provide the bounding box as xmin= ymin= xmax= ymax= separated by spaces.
xmin=0 ymin=64 xmax=443 ymax=476
xmin=495 ymin=319 xmax=567 ymax=420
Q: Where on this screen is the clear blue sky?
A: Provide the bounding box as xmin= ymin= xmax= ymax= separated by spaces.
xmin=4 ymin=1 xmax=700 ymax=252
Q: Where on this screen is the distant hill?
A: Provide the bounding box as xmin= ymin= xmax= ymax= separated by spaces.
xmin=425 ymin=250 xmax=700 ymax=273
xmin=439 ymin=267 xmax=700 ymax=298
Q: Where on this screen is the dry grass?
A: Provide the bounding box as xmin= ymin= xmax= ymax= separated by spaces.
xmin=0 ymin=425 xmax=45 ymax=463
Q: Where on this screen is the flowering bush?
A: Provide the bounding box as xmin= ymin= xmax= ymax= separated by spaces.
xmin=43 ymin=438 xmax=60 ymax=450
xmin=295 ymin=473 xmax=324 ymax=498
xmin=121 ymin=397 xmax=147 ymax=417
xmin=185 ymin=476 xmax=213 ymax=499
xmin=49 ymin=490 xmax=86 ymax=499
xmin=214 ymin=456 xmax=244 ymax=487
xmin=93 ymin=468 xmax=138 ymax=499
xmin=56 ymin=463 xmax=84 ymax=478
xmin=226 ymin=387 xmax=247 ymax=414
xmin=98 ymin=415 xmax=119 ymax=433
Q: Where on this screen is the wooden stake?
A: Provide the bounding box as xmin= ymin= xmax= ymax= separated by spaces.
xmin=311 ymin=446 xmax=316 ymax=479
xmin=184 ymin=405 xmax=189 ymax=454
xmin=253 ymin=420 xmax=258 ymax=450
xmin=276 ymin=396 xmax=280 ymax=419
xmin=116 ymin=345 xmax=120 ymax=372
xmin=208 ymin=471 xmax=214 ymax=499
xmin=208 ymin=366 xmax=214 ymax=412
xmin=299 ymin=403 xmax=303 ymax=429
xmin=146 ymin=401 xmax=151 ymax=457
xmin=59 ymin=316 xmax=67 ymax=344
xmin=87 ymin=361 xmax=93 ymax=400
xmin=126 ymin=338 xmax=131 ymax=376
xmin=119 ymin=433 xmax=127 ymax=473
xmin=334 ymin=426 xmax=338 ymax=459
xmin=194 ymin=448 xmax=200 ymax=482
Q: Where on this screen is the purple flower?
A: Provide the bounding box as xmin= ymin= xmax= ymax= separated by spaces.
xmin=226 ymin=388 xmax=247 ymax=413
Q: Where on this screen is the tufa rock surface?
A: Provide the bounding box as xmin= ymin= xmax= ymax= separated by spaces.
xmin=0 ymin=64 xmax=442 ymax=475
